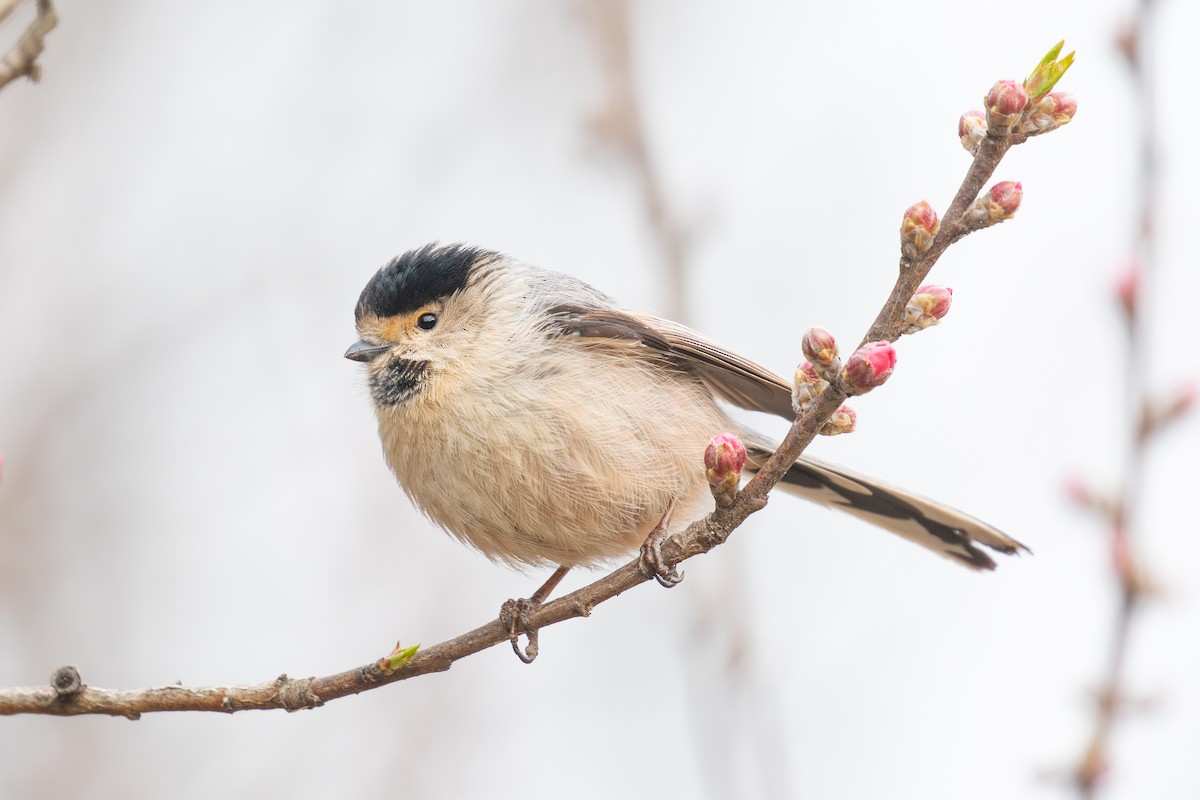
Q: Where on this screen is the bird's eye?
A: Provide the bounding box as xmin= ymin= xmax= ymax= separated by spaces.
xmin=416 ymin=312 xmax=438 ymax=331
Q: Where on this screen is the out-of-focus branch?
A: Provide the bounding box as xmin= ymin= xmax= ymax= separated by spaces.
xmin=0 ymin=0 xmax=57 ymax=93
xmin=1067 ymin=3 xmax=1192 ymax=795
xmin=580 ymin=0 xmax=687 ymax=323
xmin=0 ymin=45 xmax=1072 ymax=720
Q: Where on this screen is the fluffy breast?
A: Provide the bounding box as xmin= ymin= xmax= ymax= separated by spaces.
xmin=377 ymin=341 xmax=729 ymax=568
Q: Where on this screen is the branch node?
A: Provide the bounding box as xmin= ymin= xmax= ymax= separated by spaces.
xmin=275 ymin=675 xmax=323 ymax=712
xmin=50 ymin=665 xmax=81 ymax=698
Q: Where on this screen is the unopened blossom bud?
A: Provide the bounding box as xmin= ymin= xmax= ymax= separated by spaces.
xmin=958 ymin=110 xmax=987 ymax=155
xmin=1114 ymin=262 xmax=1139 ymax=322
xmin=841 ymin=341 xmax=896 ymax=394
xmin=901 ymin=285 xmax=953 ymax=334
xmin=900 ymin=201 xmax=940 ymax=259
xmin=705 ymin=432 xmax=746 ymax=508
xmin=1142 ymin=382 xmax=1197 ymax=439
xmin=1022 ymin=91 xmax=1078 ymax=134
xmin=802 ymin=327 xmax=839 ymax=370
xmin=964 ymin=181 xmax=1022 ymax=228
xmin=985 ymin=79 xmax=1027 ymax=134
xmin=792 ymin=361 xmax=828 ymax=413
xmin=820 ymin=404 xmax=857 ymax=436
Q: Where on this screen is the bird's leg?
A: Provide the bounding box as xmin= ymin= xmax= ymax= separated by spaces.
xmin=639 ymin=498 xmax=683 ymax=588
xmin=500 ymin=565 xmax=570 ymax=664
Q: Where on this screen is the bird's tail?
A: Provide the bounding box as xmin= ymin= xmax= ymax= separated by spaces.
xmin=742 ymin=441 xmax=1028 ymax=570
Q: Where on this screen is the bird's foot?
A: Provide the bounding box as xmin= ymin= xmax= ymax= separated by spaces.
xmin=499 ymin=565 xmax=570 ymax=664
xmin=639 ymin=498 xmax=683 ymax=588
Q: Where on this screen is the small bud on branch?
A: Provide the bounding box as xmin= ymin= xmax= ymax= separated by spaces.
xmin=985 ymin=80 xmax=1028 ymax=135
xmin=792 ymin=361 xmax=829 ymax=414
xmin=705 ymin=433 xmax=746 ymax=509
xmin=901 ymin=285 xmax=953 ymax=334
xmin=1023 ymin=91 xmax=1077 ymax=135
xmin=958 ymin=110 xmax=987 ymax=155
xmin=820 ymin=404 xmax=857 ymax=436
xmin=964 ymin=181 xmax=1023 ymax=229
xmin=802 ymin=327 xmax=839 ymax=372
xmin=900 ymin=201 xmax=940 ymax=259
xmin=1114 ymin=261 xmax=1139 ymax=325
xmin=841 ymin=342 xmax=896 ymax=394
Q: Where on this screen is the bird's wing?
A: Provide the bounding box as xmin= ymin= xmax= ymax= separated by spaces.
xmin=544 ymin=305 xmax=796 ymax=420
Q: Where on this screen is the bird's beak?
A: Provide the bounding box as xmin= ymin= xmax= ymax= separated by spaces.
xmin=344 ymin=340 xmax=391 ymax=362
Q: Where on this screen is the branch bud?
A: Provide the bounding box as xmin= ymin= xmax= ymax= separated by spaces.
xmin=984 ymin=79 xmax=1028 ymax=134
xmin=1114 ymin=261 xmax=1139 ymax=324
xmin=705 ymin=433 xmax=746 ymax=508
xmin=901 ymin=285 xmax=953 ymax=333
xmin=958 ymin=110 xmax=987 ymax=155
xmin=900 ymin=201 xmax=940 ymax=259
xmin=1022 ymin=91 xmax=1077 ymax=135
xmin=792 ymin=361 xmax=829 ymax=414
xmin=841 ymin=341 xmax=896 ymax=394
xmin=964 ymin=181 xmax=1022 ymax=228
xmin=820 ymin=404 xmax=857 ymax=436
xmin=802 ymin=327 xmax=839 ymax=371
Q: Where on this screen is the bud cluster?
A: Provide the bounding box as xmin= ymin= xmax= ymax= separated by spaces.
xmin=791 ymin=359 xmax=857 ymax=437
xmin=959 ymin=41 xmax=1075 ymax=153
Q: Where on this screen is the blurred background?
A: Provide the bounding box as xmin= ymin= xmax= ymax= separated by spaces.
xmin=1 ymin=0 xmax=1197 ymax=798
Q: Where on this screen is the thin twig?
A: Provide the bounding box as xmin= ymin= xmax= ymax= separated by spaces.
xmin=0 ymin=0 xmax=57 ymax=92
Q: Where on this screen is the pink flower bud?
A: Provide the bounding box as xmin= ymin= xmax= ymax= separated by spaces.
xmin=901 ymin=285 xmax=954 ymax=334
xmin=841 ymin=341 xmax=896 ymax=394
xmin=802 ymin=327 xmax=839 ymax=369
xmin=792 ymin=360 xmax=829 ymax=413
xmin=1167 ymin=382 xmax=1197 ymax=419
xmin=958 ymin=110 xmax=987 ymax=154
xmin=964 ymin=181 xmax=1023 ymax=228
xmin=990 ymin=181 xmax=1023 ymax=215
xmin=1114 ymin=261 xmax=1139 ymax=321
xmin=915 ymin=285 xmax=953 ymax=319
xmin=984 ymin=79 xmax=1027 ymax=134
xmin=820 ymin=404 xmax=857 ymax=436
xmin=1022 ymin=91 xmax=1078 ymax=134
xmin=705 ymin=432 xmax=746 ymax=507
xmin=1062 ymin=476 xmax=1095 ymax=508
xmin=900 ymin=201 xmax=940 ymax=259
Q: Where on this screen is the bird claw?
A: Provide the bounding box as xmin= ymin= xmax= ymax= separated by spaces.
xmin=498 ymin=565 xmax=571 ymax=664
xmin=640 ymin=499 xmax=683 ymax=588
xmin=500 ymin=598 xmax=540 ymax=664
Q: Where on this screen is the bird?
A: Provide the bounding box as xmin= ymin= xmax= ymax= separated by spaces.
xmin=345 ymin=243 xmax=1025 ymax=601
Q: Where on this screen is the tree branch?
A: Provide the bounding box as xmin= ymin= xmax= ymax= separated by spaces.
xmin=0 ymin=0 xmax=57 ymax=93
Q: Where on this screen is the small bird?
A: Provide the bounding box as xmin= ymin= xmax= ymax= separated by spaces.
xmin=346 ymin=243 xmax=1025 ymax=596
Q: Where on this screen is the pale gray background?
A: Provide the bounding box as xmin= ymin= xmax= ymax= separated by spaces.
xmin=1 ymin=1 xmax=1197 ymax=798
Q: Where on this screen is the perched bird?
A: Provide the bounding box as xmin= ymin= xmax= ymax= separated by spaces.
xmin=346 ymin=243 xmax=1024 ymax=596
